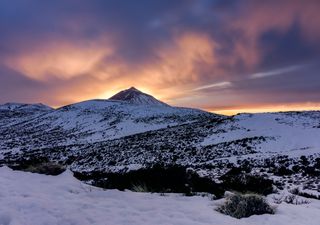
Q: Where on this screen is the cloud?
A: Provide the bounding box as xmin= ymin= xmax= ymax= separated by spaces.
xmin=0 ymin=31 xmax=220 ymax=106
xmin=0 ymin=0 xmax=320 ymax=113
xmin=193 ymin=81 xmax=232 ymax=91
xmin=180 ymin=61 xmax=320 ymax=111
xmin=221 ymin=0 xmax=320 ymax=71
xmin=249 ymin=64 xmax=307 ymax=79
xmin=4 ymin=40 xmax=112 ymax=81
xmin=97 ymin=32 xmax=220 ymax=101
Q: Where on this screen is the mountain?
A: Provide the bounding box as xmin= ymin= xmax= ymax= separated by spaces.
xmin=0 ymin=88 xmax=219 ymax=156
xmin=0 ymin=89 xmax=320 ymax=196
xmin=109 ymin=87 xmax=168 ymax=106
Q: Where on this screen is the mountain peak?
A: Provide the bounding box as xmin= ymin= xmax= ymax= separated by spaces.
xmin=109 ymin=87 xmax=169 ymax=106
xmin=128 ymin=87 xmax=139 ymax=91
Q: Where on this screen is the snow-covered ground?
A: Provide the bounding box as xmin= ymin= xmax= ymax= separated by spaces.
xmin=202 ymin=112 xmax=320 ymax=154
xmin=1 ymin=166 xmax=320 ymax=225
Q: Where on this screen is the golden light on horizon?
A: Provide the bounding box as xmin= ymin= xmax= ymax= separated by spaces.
xmin=210 ymin=103 xmax=320 ymax=116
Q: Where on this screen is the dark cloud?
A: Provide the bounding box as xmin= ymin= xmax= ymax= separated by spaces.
xmin=259 ymin=24 xmax=320 ymax=69
xmin=0 ymin=65 xmax=45 ymax=103
xmin=194 ymin=62 xmax=320 ymax=109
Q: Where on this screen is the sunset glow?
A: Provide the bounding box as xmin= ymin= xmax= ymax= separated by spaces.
xmin=210 ymin=103 xmax=320 ymax=116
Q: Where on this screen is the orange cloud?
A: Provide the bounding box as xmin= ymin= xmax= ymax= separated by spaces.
xmin=4 ymin=23 xmax=319 ymax=114
xmin=98 ymin=32 xmax=219 ymax=101
xmin=4 ymin=40 xmax=112 ymax=81
xmin=4 ymin=32 xmax=219 ymax=107
xmin=151 ymin=33 xmax=217 ymax=84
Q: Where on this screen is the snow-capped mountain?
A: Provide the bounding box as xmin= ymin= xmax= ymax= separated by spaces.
xmin=109 ymin=87 xmax=168 ymax=106
xmin=1 ymin=88 xmax=320 ymax=195
xmin=0 ymin=88 xmax=219 ymax=156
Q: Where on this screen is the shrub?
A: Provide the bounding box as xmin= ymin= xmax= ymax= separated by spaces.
xmin=217 ymin=193 xmax=275 ymax=219
xmin=220 ymin=168 xmax=274 ymax=195
xmin=8 ymin=157 xmax=66 ymax=176
xmin=300 ymin=156 xmax=310 ymax=166
xmin=273 ymin=166 xmax=293 ymax=176
xmin=314 ymin=158 xmax=320 ymax=169
xmin=131 ymin=182 xmax=150 ymax=192
xmin=23 ymin=162 xmax=66 ymax=175
xmin=292 ymin=165 xmax=301 ymax=173
xmin=302 ymin=166 xmax=320 ymax=176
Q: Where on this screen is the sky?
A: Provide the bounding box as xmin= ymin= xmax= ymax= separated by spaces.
xmin=0 ymin=0 xmax=320 ymax=115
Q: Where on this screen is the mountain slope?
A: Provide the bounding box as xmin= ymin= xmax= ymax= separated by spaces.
xmin=4 ymin=110 xmax=319 ymax=174
xmin=0 ymin=103 xmax=53 ymax=127
xmin=63 ymin=111 xmax=319 ymax=174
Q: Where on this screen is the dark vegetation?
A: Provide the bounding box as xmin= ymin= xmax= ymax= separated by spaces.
xmin=269 ymin=156 xmax=320 ymax=176
xmin=74 ymin=164 xmax=225 ymax=198
xmin=217 ymin=194 xmax=275 ymax=219
xmin=6 ymin=151 xmax=320 ymax=199
xmin=73 ymin=164 xmax=276 ymax=198
xmin=7 ymin=157 xmax=66 ymax=175
xmin=220 ymin=167 xmax=274 ymax=195
xmin=3 ymin=137 xmax=320 ymax=200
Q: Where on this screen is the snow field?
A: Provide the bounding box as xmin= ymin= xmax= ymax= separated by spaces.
xmin=0 ymin=167 xmax=320 ymax=225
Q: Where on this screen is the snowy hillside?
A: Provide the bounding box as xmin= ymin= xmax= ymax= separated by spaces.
xmin=15 ymin=110 xmax=317 ymax=174
xmin=0 ymin=88 xmax=320 ymax=197
xmin=202 ymin=111 xmax=320 ymax=154
xmin=0 ymin=88 xmax=218 ymax=156
xmin=1 ymin=166 xmax=320 ymax=225
xmin=0 ymin=103 xmax=52 ymax=127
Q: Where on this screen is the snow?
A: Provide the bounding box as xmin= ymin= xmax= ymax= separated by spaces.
xmin=201 ymin=112 xmax=320 ymax=155
xmin=1 ymin=166 xmax=320 ymax=225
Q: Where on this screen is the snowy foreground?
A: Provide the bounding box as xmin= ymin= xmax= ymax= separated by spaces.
xmin=1 ymin=167 xmax=320 ymax=225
